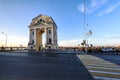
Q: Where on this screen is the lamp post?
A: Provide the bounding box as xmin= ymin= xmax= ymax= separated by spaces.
xmin=82 ymin=0 xmax=86 ymax=53
xmin=1 ymin=32 xmax=7 ymax=47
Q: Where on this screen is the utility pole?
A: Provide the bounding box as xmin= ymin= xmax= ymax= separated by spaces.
xmin=84 ymin=0 xmax=86 ymax=41
xmin=82 ymin=0 xmax=92 ymax=53
xmin=83 ymin=0 xmax=87 ymax=53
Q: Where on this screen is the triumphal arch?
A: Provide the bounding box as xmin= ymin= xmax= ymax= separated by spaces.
xmin=28 ymin=14 xmax=58 ymax=51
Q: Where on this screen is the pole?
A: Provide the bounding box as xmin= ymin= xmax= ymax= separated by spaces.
xmin=83 ymin=0 xmax=86 ymax=53
xmin=84 ymin=0 xmax=86 ymax=41
xmin=1 ymin=32 xmax=7 ymax=47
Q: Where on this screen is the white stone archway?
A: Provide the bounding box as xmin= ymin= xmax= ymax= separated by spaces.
xmin=28 ymin=14 xmax=58 ymax=51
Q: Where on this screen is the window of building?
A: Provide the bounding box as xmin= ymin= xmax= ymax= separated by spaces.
xmin=49 ymin=30 xmax=51 ymax=34
xmin=49 ymin=46 xmax=51 ymax=49
xmin=32 ymin=40 xmax=34 ymax=44
xmin=49 ymin=38 xmax=51 ymax=44
xmin=38 ymin=19 xmax=45 ymax=24
xmin=32 ymin=31 xmax=34 ymax=35
xmin=40 ymin=19 xmax=42 ymax=22
xmin=38 ymin=19 xmax=42 ymax=24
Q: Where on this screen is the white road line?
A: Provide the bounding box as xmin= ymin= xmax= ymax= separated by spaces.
xmin=93 ymin=76 xmax=120 ymax=80
xmin=89 ymin=70 xmax=120 ymax=75
xmin=84 ymin=64 xmax=120 ymax=69
xmin=83 ymin=62 xmax=118 ymax=65
xmin=77 ymin=55 xmax=120 ymax=80
xmin=86 ymin=66 xmax=120 ymax=71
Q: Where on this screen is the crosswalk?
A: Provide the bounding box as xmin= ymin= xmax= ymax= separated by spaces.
xmin=77 ymin=55 xmax=120 ymax=80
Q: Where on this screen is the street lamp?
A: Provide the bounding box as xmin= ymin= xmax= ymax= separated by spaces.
xmin=1 ymin=32 xmax=7 ymax=47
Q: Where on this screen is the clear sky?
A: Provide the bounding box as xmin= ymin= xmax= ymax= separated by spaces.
xmin=0 ymin=0 xmax=120 ymax=47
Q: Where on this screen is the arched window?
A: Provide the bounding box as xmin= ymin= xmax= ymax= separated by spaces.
xmin=40 ymin=19 xmax=42 ymax=22
xmin=37 ymin=19 xmax=45 ymax=24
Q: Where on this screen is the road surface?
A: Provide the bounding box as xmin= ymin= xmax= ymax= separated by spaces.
xmin=0 ymin=52 xmax=94 ymax=80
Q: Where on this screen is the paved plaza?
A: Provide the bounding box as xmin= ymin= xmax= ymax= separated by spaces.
xmin=0 ymin=52 xmax=120 ymax=80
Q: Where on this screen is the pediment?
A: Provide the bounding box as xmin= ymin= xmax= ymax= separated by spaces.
xmin=29 ymin=14 xmax=56 ymax=27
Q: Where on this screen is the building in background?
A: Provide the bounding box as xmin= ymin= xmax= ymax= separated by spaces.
xmin=28 ymin=14 xmax=58 ymax=51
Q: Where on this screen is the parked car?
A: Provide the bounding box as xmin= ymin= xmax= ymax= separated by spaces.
xmin=101 ymin=48 xmax=116 ymax=53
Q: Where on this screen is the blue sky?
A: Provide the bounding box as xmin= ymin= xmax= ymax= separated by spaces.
xmin=0 ymin=0 xmax=120 ymax=47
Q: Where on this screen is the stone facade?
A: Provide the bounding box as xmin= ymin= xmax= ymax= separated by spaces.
xmin=28 ymin=14 xmax=58 ymax=51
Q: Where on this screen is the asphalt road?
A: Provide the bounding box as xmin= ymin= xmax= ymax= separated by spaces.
xmin=77 ymin=54 xmax=120 ymax=80
xmin=0 ymin=52 xmax=94 ymax=80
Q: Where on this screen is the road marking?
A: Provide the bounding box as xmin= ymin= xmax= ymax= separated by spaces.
xmin=86 ymin=66 xmax=120 ymax=71
xmin=89 ymin=70 xmax=120 ymax=75
xmin=77 ymin=55 xmax=120 ymax=80
xmin=93 ymin=76 xmax=120 ymax=80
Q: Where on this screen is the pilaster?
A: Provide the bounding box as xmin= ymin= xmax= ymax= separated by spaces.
xmin=34 ymin=28 xmax=36 ymax=45
xmin=51 ymin=26 xmax=54 ymax=44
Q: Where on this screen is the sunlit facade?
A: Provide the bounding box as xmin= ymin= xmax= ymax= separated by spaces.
xmin=28 ymin=14 xmax=58 ymax=51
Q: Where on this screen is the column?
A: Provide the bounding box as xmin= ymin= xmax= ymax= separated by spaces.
xmin=29 ymin=28 xmax=32 ymax=44
xmin=51 ymin=26 xmax=54 ymax=44
xmin=34 ymin=28 xmax=36 ymax=45
xmin=45 ymin=27 xmax=48 ymax=44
